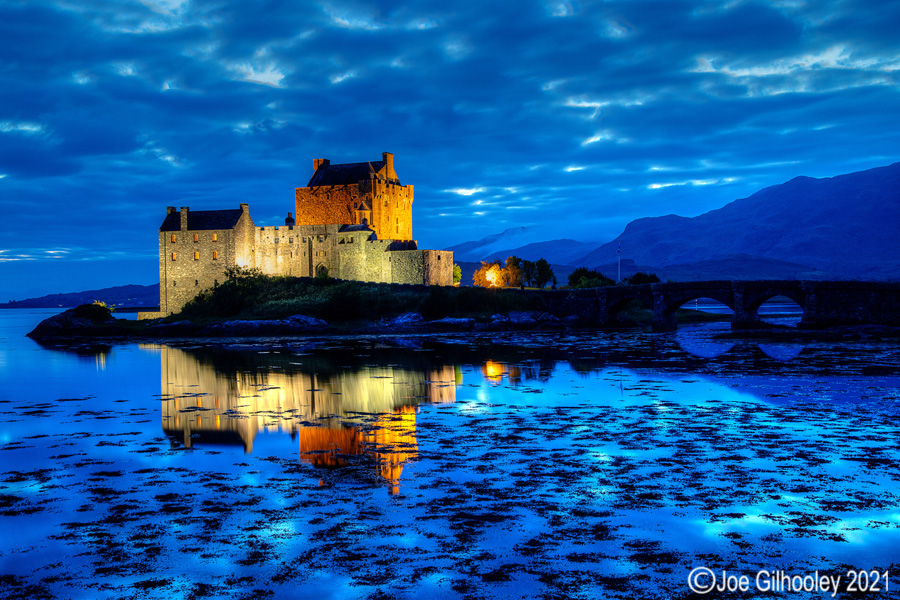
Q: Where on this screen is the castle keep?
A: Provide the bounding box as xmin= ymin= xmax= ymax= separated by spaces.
xmin=139 ymin=153 xmax=452 ymax=319
xmin=295 ymin=152 xmax=413 ymax=242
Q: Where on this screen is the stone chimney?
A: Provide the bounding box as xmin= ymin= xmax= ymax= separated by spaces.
xmin=285 ymin=212 xmax=295 ymax=227
xmin=179 ymin=207 xmax=189 ymax=231
xmin=382 ymin=152 xmax=394 ymax=179
xmin=313 ymin=158 xmax=330 ymax=172
xmin=166 ymin=206 xmax=177 ymax=215
xmin=240 ymin=203 xmax=249 ymax=213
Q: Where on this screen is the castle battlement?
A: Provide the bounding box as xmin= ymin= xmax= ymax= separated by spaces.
xmin=139 ymin=153 xmax=452 ymax=319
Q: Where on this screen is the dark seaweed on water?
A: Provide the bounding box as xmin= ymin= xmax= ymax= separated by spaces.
xmin=1 ymin=317 xmax=899 ymax=599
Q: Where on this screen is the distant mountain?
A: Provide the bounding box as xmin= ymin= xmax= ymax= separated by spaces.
xmin=476 ymin=239 xmax=597 ymax=265
xmin=573 ymin=162 xmax=900 ymax=279
xmin=446 ymin=227 xmax=541 ymax=261
xmin=584 ymin=256 xmax=833 ymax=283
xmin=1 ymin=284 xmax=158 ymax=309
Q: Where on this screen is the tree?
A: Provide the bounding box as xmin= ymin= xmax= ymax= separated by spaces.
xmin=452 ymin=263 xmax=462 ymax=286
xmin=626 ymin=271 xmax=660 ymax=285
xmin=473 ymin=259 xmax=504 ymax=287
xmin=505 ymin=256 xmax=523 ymax=287
xmin=534 ymin=258 xmax=555 ymax=288
xmin=522 ymin=260 xmax=537 ymax=287
xmin=224 ymin=266 xmax=264 ymax=280
xmin=568 ymin=266 xmax=615 ymax=288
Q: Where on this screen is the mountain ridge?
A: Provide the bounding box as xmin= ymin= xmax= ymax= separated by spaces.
xmin=1 ymin=284 xmax=159 ymax=309
xmin=573 ymin=162 xmax=900 ymax=277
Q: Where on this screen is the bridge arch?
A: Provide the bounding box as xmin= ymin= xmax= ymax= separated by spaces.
xmin=751 ymin=294 xmax=804 ymax=327
xmin=737 ymin=283 xmax=807 ymax=328
xmin=661 ymin=291 xmax=736 ymax=315
xmin=648 ymin=283 xmax=735 ymax=331
xmin=605 ymin=284 xmax=654 ymax=324
xmin=744 ymin=290 xmax=805 ymax=314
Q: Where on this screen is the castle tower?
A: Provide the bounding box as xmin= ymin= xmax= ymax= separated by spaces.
xmin=294 ymin=152 xmax=413 ymax=241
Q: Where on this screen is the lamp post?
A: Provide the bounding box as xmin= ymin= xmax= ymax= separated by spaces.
xmin=617 ymin=244 xmax=621 ymax=285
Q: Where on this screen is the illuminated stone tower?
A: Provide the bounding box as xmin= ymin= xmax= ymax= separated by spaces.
xmin=294 ymin=152 xmax=414 ymax=242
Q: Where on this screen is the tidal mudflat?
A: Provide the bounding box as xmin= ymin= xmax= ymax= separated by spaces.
xmin=1 ymin=310 xmax=899 ymax=599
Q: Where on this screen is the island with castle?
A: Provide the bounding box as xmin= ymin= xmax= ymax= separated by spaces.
xmin=139 ymin=153 xmax=453 ymax=319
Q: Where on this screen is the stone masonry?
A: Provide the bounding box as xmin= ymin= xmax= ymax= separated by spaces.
xmin=295 ymin=152 xmax=413 ymax=242
xmin=139 ymin=153 xmax=452 ymax=319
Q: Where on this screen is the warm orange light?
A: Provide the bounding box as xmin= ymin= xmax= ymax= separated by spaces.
xmin=485 ymin=265 xmax=502 ymax=287
xmin=483 ymin=360 xmax=504 ymax=381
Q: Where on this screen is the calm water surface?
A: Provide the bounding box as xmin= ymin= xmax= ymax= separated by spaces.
xmin=1 ymin=309 xmax=899 ymax=599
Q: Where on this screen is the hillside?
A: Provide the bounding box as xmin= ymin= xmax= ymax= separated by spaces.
xmin=446 ymin=227 xmax=541 ymax=261
xmin=476 ymin=239 xmax=597 ymax=265
xmin=1 ymin=284 xmax=158 ymax=309
xmin=574 ymin=162 xmax=900 ymax=279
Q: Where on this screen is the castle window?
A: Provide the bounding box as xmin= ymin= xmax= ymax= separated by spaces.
xmin=384 ymin=201 xmax=388 ymax=207
xmin=171 ymin=253 xmax=177 ymax=261
xmin=212 ymin=233 xmax=218 ymax=242
xmin=214 ymin=279 xmax=218 ymax=286
xmin=213 ymin=251 xmax=218 ymax=260
xmin=173 ymin=280 xmax=177 ymax=287
xmin=194 ymin=252 xmax=200 ymax=260
xmin=171 ymin=234 xmax=176 ymax=243
xmin=194 ymin=234 xmax=199 ymax=242
xmin=195 ymin=280 xmax=199 ymax=286
xmin=289 ymin=237 xmax=293 ymax=243
xmin=275 ymin=238 xmax=279 ymax=243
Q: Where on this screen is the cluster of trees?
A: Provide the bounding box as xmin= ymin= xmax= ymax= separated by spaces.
xmin=568 ymin=268 xmax=660 ymax=289
xmin=473 ymin=258 xmax=660 ymax=290
xmin=474 ymin=256 xmax=556 ymax=288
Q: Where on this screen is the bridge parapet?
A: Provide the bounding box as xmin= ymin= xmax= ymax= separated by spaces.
xmin=797 ymin=280 xmax=900 ymax=328
xmin=522 ymin=280 xmax=900 ymax=331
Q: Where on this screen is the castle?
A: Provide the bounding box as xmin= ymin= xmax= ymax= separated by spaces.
xmin=139 ymin=153 xmax=452 ymax=319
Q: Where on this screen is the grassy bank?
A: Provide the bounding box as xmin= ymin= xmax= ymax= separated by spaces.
xmin=174 ymin=275 xmax=732 ymax=325
xmin=176 ymin=275 xmax=544 ymax=322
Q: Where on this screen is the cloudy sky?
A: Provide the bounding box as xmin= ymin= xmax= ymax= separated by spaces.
xmin=2 ymin=0 xmax=899 ymax=299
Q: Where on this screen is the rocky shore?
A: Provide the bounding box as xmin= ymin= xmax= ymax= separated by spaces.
xmin=26 ymin=306 xmax=573 ymax=340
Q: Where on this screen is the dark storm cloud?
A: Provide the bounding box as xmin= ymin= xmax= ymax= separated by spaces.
xmin=1 ymin=0 xmax=898 ymax=298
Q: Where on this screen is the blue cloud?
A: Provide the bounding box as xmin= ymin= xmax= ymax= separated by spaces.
xmin=0 ymin=0 xmax=898 ymax=298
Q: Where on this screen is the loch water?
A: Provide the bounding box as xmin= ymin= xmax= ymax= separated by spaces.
xmin=1 ymin=309 xmax=899 ymax=599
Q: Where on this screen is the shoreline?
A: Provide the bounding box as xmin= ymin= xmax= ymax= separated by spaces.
xmin=24 ymin=305 xmax=900 ymax=343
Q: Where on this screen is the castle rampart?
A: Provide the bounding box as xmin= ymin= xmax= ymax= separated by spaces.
xmin=295 ymin=152 xmax=413 ymax=242
xmin=139 ymin=153 xmax=451 ymax=320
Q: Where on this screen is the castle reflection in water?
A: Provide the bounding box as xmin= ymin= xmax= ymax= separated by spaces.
xmin=149 ymin=345 xmax=460 ymax=494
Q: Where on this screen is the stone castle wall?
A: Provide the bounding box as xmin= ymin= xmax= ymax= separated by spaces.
xmin=139 ymin=153 xmax=450 ymax=320
xmin=386 ymin=249 xmax=453 ymax=285
xmin=141 ymin=216 xmax=453 ymax=320
xmin=147 ymin=207 xmax=249 ymax=317
xmin=294 ymin=185 xmax=360 ymax=230
xmin=375 ymin=179 xmax=414 ymax=242
xmin=295 ymin=175 xmax=413 ymax=241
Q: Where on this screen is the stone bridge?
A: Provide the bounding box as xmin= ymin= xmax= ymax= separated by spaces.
xmin=535 ymin=280 xmax=900 ymax=332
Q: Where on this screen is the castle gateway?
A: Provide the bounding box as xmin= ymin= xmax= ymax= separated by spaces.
xmin=139 ymin=153 xmax=452 ymax=319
